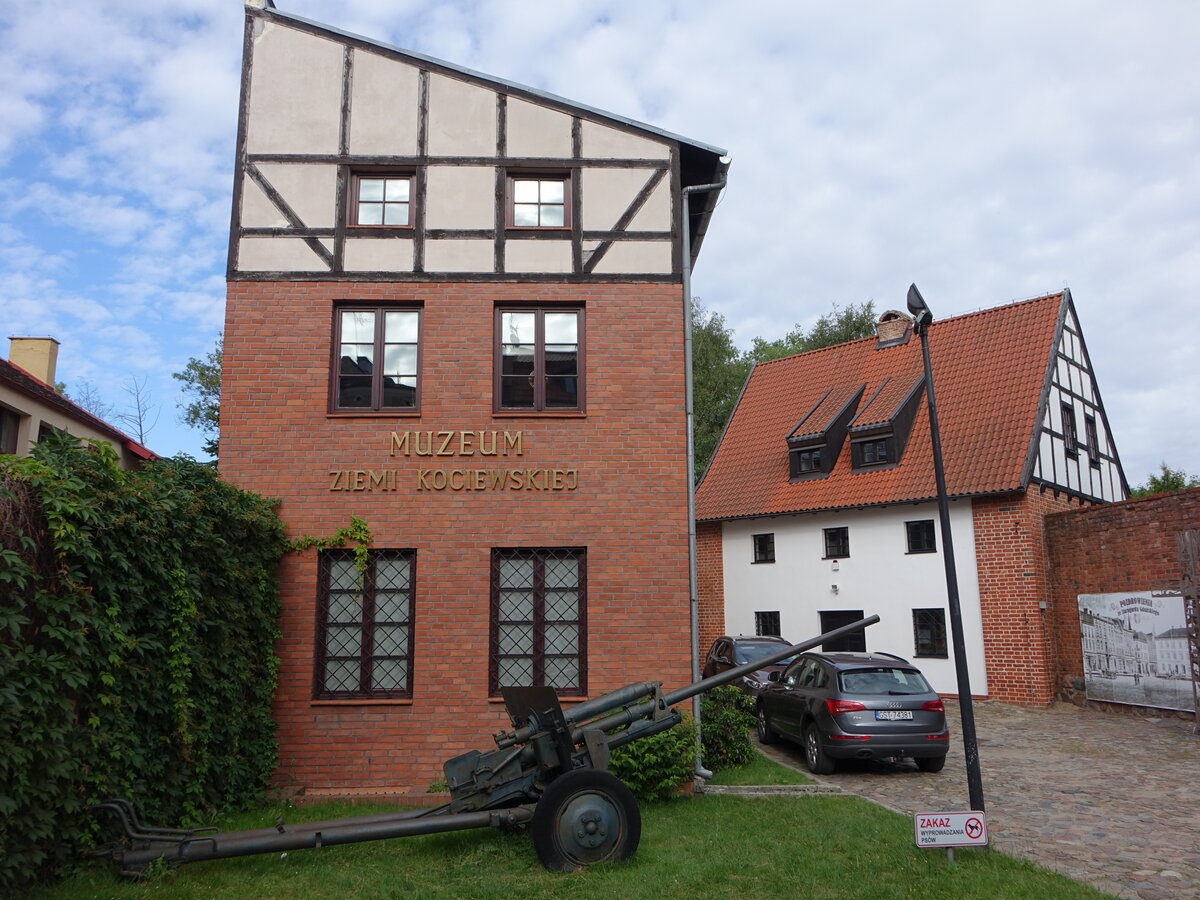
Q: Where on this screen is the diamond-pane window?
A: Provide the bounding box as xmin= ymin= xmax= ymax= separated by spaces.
xmin=490 ymin=548 xmax=586 ymax=696
xmin=315 ymin=549 xmax=415 ymax=698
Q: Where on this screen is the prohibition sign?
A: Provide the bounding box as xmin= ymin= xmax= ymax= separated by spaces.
xmin=964 ymin=817 xmax=984 ymax=840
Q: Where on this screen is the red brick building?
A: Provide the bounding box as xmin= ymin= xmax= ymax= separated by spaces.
xmin=695 ymin=292 xmax=1128 ymax=705
xmin=219 ymin=2 xmax=727 ymax=794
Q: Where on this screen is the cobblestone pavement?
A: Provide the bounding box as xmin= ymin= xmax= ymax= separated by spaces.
xmin=752 ymin=700 xmax=1199 ymax=900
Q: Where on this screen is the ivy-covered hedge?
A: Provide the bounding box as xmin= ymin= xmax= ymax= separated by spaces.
xmin=0 ymin=435 xmax=285 ymax=891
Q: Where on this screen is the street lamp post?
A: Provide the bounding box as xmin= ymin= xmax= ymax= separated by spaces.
xmin=906 ymin=283 xmax=986 ymax=813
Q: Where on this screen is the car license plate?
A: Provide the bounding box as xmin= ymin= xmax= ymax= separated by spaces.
xmin=875 ymin=710 xmax=913 ymax=721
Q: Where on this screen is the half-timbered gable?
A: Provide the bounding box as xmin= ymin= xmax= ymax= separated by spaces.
xmin=230 ymin=3 xmax=724 ymax=282
xmin=695 ymin=291 xmax=1127 ymax=706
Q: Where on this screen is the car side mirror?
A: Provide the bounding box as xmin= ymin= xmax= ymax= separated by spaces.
xmin=768 ymin=671 xmax=781 ymax=683
xmin=717 ymin=655 xmax=732 ymax=666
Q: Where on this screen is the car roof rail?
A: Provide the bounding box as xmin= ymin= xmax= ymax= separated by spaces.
xmin=872 ymin=651 xmax=906 ymax=661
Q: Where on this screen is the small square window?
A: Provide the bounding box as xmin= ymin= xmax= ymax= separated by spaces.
xmin=507 ymin=174 xmax=570 ymax=228
xmin=906 ymin=520 xmax=936 ymax=554
xmin=913 ymin=608 xmax=948 ymax=657
xmin=752 ymin=533 xmax=775 ymax=564
xmin=350 ymin=173 xmax=412 ymax=227
xmin=823 ymin=527 xmax=849 ymax=559
xmin=820 ymin=609 xmax=866 ymax=652
xmin=797 ymin=448 xmax=822 ymax=473
xmin=853 ymin=437 xmax=892 ymax=467
xmin=755 ymin=611 xmax=781 ymax=636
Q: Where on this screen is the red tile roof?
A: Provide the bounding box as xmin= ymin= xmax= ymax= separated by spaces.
xmin=695 ymin=292 xmax=1066 ymax=520
xmin=0 ymin=358 xmax=157 ymax=461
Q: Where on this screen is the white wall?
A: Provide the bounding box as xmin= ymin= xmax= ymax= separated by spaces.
xmin=720 ymin=500 xmax=988 ymax=695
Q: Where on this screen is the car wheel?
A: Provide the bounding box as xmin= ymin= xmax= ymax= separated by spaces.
xmin=756 ymin=706 xmax=778 ymax=744
xmin=803 ymin=723 xmax=836 ymax=775
xmin=916 ymin=755 xmax=946 ymax=773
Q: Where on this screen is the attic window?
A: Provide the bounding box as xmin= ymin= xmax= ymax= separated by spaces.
xmin=786 ymin=385 xmax=865 ymax=482
xmin=1084 ymin=415 xmax=1101 ymax=468
xmin=350 ymin=173 xmax=412 ymax=227
xmin=507 ymin=174 xmax=570 ymax=228
xmin=795 ymin=447 xmax=822 ymax=474
xmin=1062 ymin=403 xmax=1079 ymax=458
xmin=853 ymin=437 xmax=893 ymax=467
xmin=847 ymin=374 xmax=924 ymax=472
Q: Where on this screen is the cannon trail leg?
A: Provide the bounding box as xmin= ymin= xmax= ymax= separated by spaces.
xmin=530 ymin=769 xmax=640 ymax=872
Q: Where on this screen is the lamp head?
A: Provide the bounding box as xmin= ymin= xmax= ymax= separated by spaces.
xmin=907 ymin=283 xmax=932 ymax=335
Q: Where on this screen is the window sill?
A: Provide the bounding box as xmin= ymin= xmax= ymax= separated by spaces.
xmin=346 ymin=226 xmax=415 ymax=234
xmin=751 ymin=560 xmax=776 ymax=565
xmin=311 ymin=699 xmax=414 ymax=706
xmin=821 ymin=556 xmax=848 ymax=561
xmin=905 ymin=549 xmax=937 ymax=555
xmin=912 ymin=654 xmax=949 ymax=660
xmin=492 ymin=410 xmax=586 ymax=418
xmin=328 ymin=409 xmax=421 ymax=418
xmin=488 ymin=694 xmax=588 ymax=704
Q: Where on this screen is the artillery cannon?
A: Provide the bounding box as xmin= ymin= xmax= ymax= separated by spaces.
xmin=94 ymin=615 xmax=878 ymax=873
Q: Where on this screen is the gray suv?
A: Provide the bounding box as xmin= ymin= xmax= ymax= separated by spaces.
xmin=756 ymin=651 xmax=949 ymax=774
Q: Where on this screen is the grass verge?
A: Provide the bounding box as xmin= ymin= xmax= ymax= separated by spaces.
xmin=705 ymin=750 xmax=812 ymax=786
xmin=39 ymin=794 xmax=1104 ymax=899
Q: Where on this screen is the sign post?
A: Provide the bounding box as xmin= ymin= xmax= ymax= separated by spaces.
xmin=914 ymin=811 xmax=989 ymax=862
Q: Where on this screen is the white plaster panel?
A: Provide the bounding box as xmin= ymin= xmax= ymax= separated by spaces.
xmin=343 ymin=238 xmax=414 ymax=272
xmin=239 ymin=178 xmax=287 ymax=228
xmin=424 ymin=166 xmax=496 ymax=229
xmin=506 ymin=98 xmax=572 ymax=158
xmin=427 ymin=75 xmax=497 ymax=157
xmin=719 ymin=502 xmax=988 ymax=696
xmin=628 ymin=180 xmax=671 ymax=231
xmin=349 ymin=50 xmax=419 ymax=155
xmin=238 ymin=237 xmax=327 ymax=272
xmin=590 ymin=241 xmax=672 ymax=275
xmin=505 ymin=240 xmax=572 ymax=274
xmin=424 ymin=239 xmax=495 ymax=273
xmin=581 ymin=120 xmax=669 ymax=159
xmin=580 ymin=168 xmax=650 ymax=231
xmin=246 ymin=21 xmax=342 ymax=154
xmin=255 ymin=163 xmax=338 ymax=228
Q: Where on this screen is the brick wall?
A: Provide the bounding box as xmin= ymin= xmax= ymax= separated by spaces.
xmin=1044 ymin=486 xmax=1200 ymax=717
xmin=222 ymin=280 xmax=694 ymax=794
xmin=695 ymin=520 xmax=724 ymax=664
xmin=972 ymin=488 xmax=1087 ymax=705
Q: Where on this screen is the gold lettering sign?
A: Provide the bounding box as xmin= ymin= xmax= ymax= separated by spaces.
xmin=328 ymin=468 xmax=578 ymax=492
xmin=390 ymin=430 xmax=523 ymax=457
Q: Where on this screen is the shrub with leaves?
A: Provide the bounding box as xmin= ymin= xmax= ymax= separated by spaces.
xmin=700 ymin=685 xmax=757 ymax=769
xmin=608 ymin=716 xmax=696 ymax=802
xmin=0 ymin=433 xmax=285 ymax=891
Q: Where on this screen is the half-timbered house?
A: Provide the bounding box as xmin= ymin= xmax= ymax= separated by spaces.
xmin=695 ymin=291 xmax=1127 ymax=705
xmin=220 ymin=1 xmax=728 ymax=794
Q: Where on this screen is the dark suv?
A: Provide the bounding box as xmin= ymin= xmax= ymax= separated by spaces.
xmin=756 ymin=651 xmax=949 ymax=774
xmin=702 ymin=635 xmax=798 ymax=697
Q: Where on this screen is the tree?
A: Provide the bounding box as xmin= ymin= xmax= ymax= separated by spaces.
xmin=65 ymin=380 xmax=115 ymax=420
xmin=173 ymin=336 xmax=222 ymax=459
xmin=1130 ymin=462 xmax=1200 ymax=498
xmin=691 ymin=300 xmax=750 ymax=482
xmin=112 ymin=375 xmax=160 ymax=445
xmin=748 ymin=300 xmax=877 ymax=363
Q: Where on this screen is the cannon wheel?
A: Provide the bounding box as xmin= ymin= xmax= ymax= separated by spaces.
xmin=530 ymin=769 xmax=641 ymax=872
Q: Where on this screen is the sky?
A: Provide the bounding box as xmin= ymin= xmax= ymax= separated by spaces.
xmin=1 ymin=0 xmax=1196 ymax=488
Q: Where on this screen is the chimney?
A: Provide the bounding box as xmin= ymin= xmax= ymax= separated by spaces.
xmin=8 ymin=336 xmax=61 ymax=385
xmin=875 ymin=311 xmax=912 ymax=349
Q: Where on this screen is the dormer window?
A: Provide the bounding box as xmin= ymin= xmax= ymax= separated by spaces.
xmin=795 ymin=447 xmax=822 ymax=474
xmin=786 ymin=385 xmax=864 ymax=482
xmin=847 ymin=374 xmax=924 ymax=472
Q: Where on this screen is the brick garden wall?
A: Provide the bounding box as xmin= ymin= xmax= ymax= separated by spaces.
xmin=222 ymin=280 xmax=694 ymax=794
xmin=1044 ymin=486 xmax=1200 ymax=718
xmin=972 ymin=489 xmax=1088 ymax=705
xmin=695 ymin=521 xmax=724 ymax=665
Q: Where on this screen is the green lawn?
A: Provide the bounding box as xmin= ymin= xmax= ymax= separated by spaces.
xmin=706 ymin=750 xmax=811 ymax=786
xmin=39 ymin=779 xmax=1103 ymax=899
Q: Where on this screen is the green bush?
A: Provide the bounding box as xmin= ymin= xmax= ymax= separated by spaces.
xmin=0 ymin=434 xmax=285 ymax=891
xmin=608 ymin=717 xmax=696 ymax=801
xmin=700 ymin=685 xmax=757 ymax=769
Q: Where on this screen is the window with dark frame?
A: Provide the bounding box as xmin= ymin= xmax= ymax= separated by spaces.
xmin=854 ymin=437 xmax=893 ymax=467
xmin=315 ymin=549 xmax=414 ymax=698
xmin=755 ymin=611 xmax=781 ymax=637
xmin=490 ymin=547 xmax=586 ymax=696
xmin=334 ymin=307 xmax=420 ymax=411
xmin=819 ymin=609 xmax=866 ymax=652
xmin=796 ymin=447 xmax=822 ymax=474
xmin=507 ymin=174 xmax=570 ymax=228
xmin=906 ymin=519 xmax=937 ymax=554
xmin=912 ymin=608 xmax=948 ymax=657
xmin=496 ymin=307 xmax=581 ymax=411
xmin=1062 ymin=402 xmax=1078 ymax=457
xmin=752 ymin=532 xmax=775 ymax=564
xmin=0 ymin=407 xmax=19 ymax=455
xmin=823 ymin=526 xmax=849 ymax=559
xmin=349 ymin=173 xmax=412 ymax=227
xmin=1084 ymin=414 xmax=1101 ymax=468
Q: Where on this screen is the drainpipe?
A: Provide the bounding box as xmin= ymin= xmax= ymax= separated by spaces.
xmin=681 ymin=165 xmax=729 ymax=779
